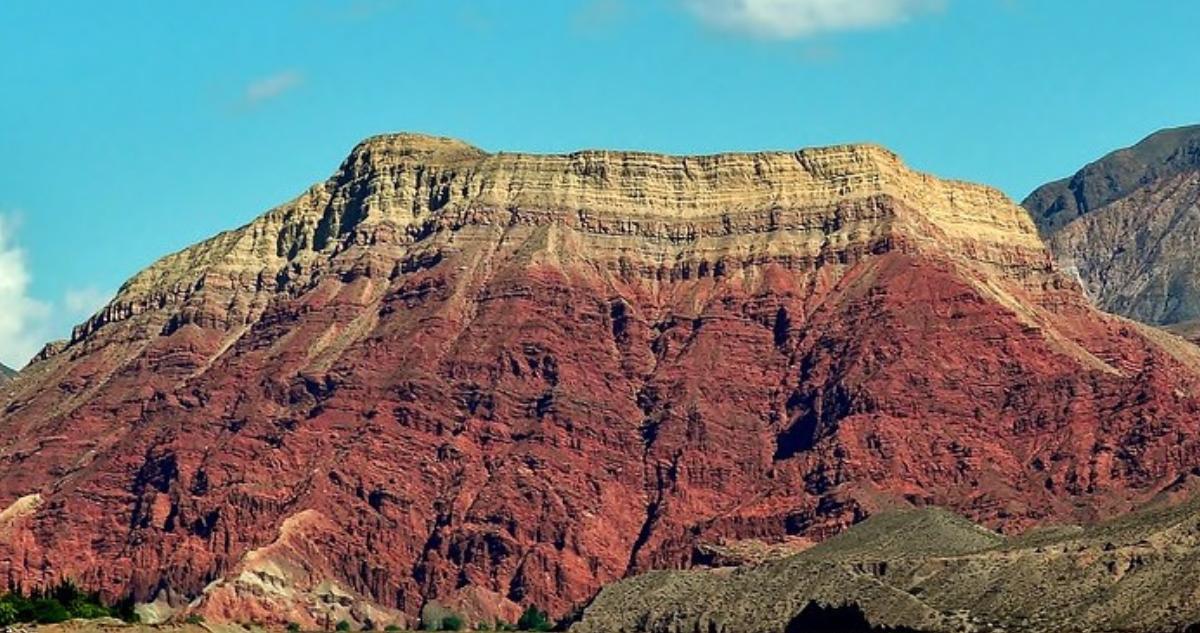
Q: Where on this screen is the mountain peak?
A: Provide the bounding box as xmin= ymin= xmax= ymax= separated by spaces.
xmin=10 ymin=132 xmax=1195 ymax=628
xmin=348 ymin=132 xmax=488 ymax=163
xmin=1024 ymin=123 xmax=1200 ymax=327
xmin=1024 ymin=124 xmax=1200 ymax=234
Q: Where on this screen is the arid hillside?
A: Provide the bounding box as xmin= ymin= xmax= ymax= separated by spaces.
xmin=573 ymin=497 xmax=1200 ymax=633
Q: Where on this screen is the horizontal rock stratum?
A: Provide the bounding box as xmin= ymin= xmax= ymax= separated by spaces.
xmin=4 ymin=134 xmax=1200 ymax=627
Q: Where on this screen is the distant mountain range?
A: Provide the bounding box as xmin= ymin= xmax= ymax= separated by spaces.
xmin=1024 ymin=125 xmax=1200 ymax=336
xmin=3 ymin=131 xmax=1200 ymax=629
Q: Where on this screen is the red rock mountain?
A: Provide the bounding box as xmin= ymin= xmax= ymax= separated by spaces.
xmin=4 ymin=134 xmax=1200 ymax=627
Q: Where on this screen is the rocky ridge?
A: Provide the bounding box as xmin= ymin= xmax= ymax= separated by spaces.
xmin=3 ymin=134 xmax=1200 ymax=626
xmin=1023 ymin=125 xmax=1200 ymax=329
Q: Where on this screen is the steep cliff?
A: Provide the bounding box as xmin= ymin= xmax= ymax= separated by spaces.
xmin=4 ymin=134 xmax=1200 ymax=627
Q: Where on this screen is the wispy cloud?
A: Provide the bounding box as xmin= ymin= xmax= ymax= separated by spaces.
xmin=682 ymin=0 xmax=946 ymax=39
xmin=64 ymin=286 xmax=113 ymax=319
xmin=0 ymin=214 xmax=117 ymax=369
xmin=572 ymin=0 xmax=629 ymax=34
xmin=239 ymin=70 xmax=305 ymax=108
xmin=0 ymin=214 xmax=50 ymax=368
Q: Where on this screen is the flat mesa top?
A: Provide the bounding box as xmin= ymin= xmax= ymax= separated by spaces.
xmin=99 ymin=132 xmax=1043 ymax=314
xmin=334 ymin=132 xmax=1018 ymax=214
xmin=345 ymin=132 xmax=916 ymax=178
xmin=326 ymin=134 xmax=1037 ymax=254
xmin=350 ymin=131 xmax=902 ymax=162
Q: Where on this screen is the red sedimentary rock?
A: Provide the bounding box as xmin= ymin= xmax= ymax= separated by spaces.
xmin=3 ymin=134 xmax=1200 ymax=626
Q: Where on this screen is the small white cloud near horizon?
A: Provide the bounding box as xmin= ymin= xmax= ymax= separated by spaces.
xmin=683 ymin=0 xmax=946 ymax=39
xmin=240 ymin=70 xmax=305 ymax=108
xmin=0 ymin=215 xmax=51 ymax=369
xmin=64 ymin=286 xmax=113 ymax=319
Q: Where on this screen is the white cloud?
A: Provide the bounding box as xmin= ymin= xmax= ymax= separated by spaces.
xmin=0 ymin=215 xmax=50 ymax=369
xmin=240 ymin=70 xmax=305 ymax=107
xmin=682 ymin=0 xmax=946 ymax=38
xmin=64 ymin=286 xmax=113 ymax=319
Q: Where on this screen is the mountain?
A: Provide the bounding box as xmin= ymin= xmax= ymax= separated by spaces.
xmin=572 ymin=499 xmax=1200 ymax=633
xmin=0 ymin=364 xmax=14 ymax=385
xmin=5 ymin=134 xmax=1200 ymax=628
xmin=1023 ymin=125 xmax=1200 ymax=330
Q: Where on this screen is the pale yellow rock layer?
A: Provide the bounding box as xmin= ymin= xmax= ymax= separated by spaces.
xmin=74 ymin=133 xmax=1048 ymax=347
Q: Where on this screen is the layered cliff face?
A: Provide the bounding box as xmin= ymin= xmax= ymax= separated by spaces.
xmin=4 ymin=134 xmax=1200 ymax=627
xmin=1023 ymin=125 xmax=1200 ymax=330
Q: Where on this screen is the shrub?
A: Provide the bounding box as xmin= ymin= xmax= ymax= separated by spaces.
xmin=384 ymin=626 xmax=402 ymax=632
xmin=336 ymin=620 xmax=352 ymax=631
xmin=0 ymin=592 xmax=32 ymax=623
xmin=442 ymin=614 xmax=464 ymax=631
xmin=185 ymin=614 xmax=207 ymax=625
xmin=0 ymin=582 xmax=141 ymax=625
xmin=72 ymin=601 xmax=113 ymax=619
xmin=30 ymin=598 xmax=72 ymax=624
xmin=517 ymin=606 xmax=552 ymax=632
xmin=113 ymin=595 xmax=141 ymax=623
xmin=286 ymin=622 xmax=301 ymax=632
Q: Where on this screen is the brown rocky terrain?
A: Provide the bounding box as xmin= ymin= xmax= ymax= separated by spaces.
xmin=572 ymin=497 xmax=1200 ymax=633
xmin=5 ymin=133 xmax=1200 ymax=628
xmin=1023 ymin=124 xmax=1200 ymax=332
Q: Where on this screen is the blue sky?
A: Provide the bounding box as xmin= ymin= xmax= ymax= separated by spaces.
xmin=1 ymin=0 xmax=1198 ymax=366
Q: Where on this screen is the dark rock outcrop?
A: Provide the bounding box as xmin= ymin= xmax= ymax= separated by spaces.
xmin=1024 ymin=125 xmax=1200 ymax=235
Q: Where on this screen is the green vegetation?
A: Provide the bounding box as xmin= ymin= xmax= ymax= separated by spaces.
xmin=184 ymin=613 xmax=206 ymax=625
xmin=516 ymin=606 xmax=552 ymax=632
xmin=286 ymin=622 xmax=301 ymax=632
xmin=0 ymin=581 xmax=140 ymax=625
xmin=384 ymin=625 xmax=402 ymax=632
xmin=336 ymin=619 xmax=352 ymax=631
xmin=420 ymin=601 xmax=468 ymax=631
